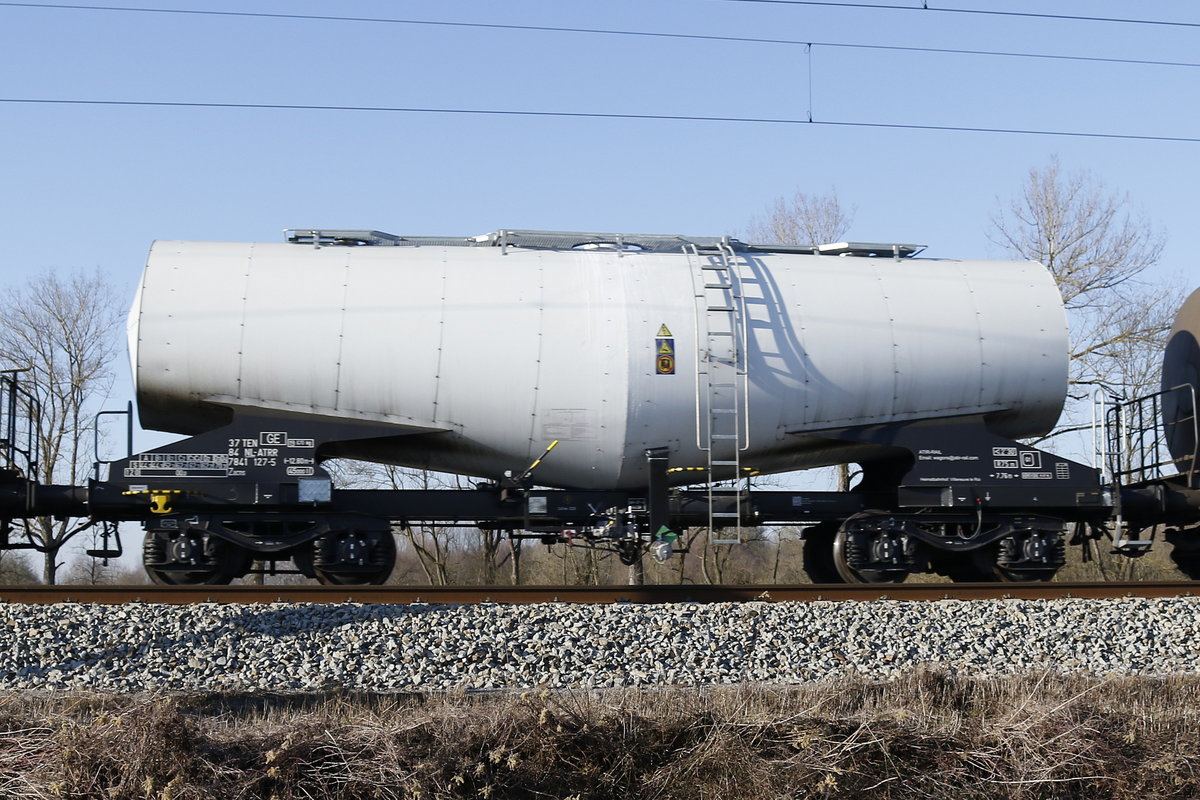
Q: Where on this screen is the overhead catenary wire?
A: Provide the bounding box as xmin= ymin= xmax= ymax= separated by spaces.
xmin=3 ymin=96 xmax=1199 ymax=144
xmin=2 ymin=2 xmax=1200 ymax=71
xmin=716 ymin=0 xmax=1200 ymax=30
xmin=3 ymin=2 xmax=1197 ymax=146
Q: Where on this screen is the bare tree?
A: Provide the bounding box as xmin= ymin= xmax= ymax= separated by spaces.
xmin=63 ymin=547 xmax=114 ymax=585
xmin=989 ymin=157 xmax=1176 ymax=407
xmin=744 ymin=188 xmax=853 ymax=246
xmin=476 ymin=527 xmax=510 ymax=584
xmin=0 ymin=551 xmax=37 ymax=584
xmin=565 ymin=544 xmax=610 ymax=585
xmin=0 ymin=271 xmax=121 ymax=584
xmin=509 ymin=538 xmax=524 ymax=585
xmin=398 ymin=522 xmax=456 ymax=585
xmin=670 ymin=527 xmax=708 ymax=585
xmin=698 ymin=528 xmax=770 ymax=584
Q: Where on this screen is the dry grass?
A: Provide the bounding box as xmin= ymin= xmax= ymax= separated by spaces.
xmin=0 ymin=671 xmax=1198 ymax=799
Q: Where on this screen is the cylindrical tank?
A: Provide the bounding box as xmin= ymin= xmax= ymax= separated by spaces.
xmin=1163 ymin=287 xmax=1200 ymax=474
xmin=129 ymin=235 xmax=1068 ymax=489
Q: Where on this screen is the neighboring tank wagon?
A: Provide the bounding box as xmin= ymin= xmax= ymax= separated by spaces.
xmin=0 ymin=227 xmax=1196 ymax=586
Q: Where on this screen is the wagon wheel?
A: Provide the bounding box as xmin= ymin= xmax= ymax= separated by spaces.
xmin=142 ymin=530 xmax=251 ymax=585
xmin=801 ymin=521 xmax=846 ymax=584
xmin=309 ymin=531 xmax=397 ymax=585
xmin=830 ymin=511 xmax=910 ymax=584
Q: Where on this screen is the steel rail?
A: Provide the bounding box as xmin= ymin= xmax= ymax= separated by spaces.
xmin=0 ymin=582 xmax=1196 ymax=605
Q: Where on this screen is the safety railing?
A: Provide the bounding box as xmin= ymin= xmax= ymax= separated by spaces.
xmin=0 ymin=368 xmax=40 ymax=479
xmin=1095 ymin=384 xmax=1199 ymax=491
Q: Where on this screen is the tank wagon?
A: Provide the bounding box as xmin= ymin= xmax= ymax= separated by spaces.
xmin=0 ymin=227 xmax=1198 ymax=585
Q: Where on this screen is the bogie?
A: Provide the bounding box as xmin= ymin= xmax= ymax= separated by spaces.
xmin=831 ymin=512 xmax=918 ymax=584
xmin=308 ymin=531 xmax=397 ymax=586
xmin=142 ymin=527 xmax=252 ymax=585
xmin=802 ymin=515 xmax=1069 ymax=584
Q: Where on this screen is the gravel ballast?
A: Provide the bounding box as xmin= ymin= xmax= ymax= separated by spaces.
xmin=1 ymin=597 xmax=1197 ymax=691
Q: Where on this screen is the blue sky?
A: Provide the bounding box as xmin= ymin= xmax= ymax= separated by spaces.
xmin=2 ymin=0 xmax=1199 ymax=427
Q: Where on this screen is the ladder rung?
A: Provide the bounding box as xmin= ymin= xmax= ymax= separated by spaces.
xmin=710 ymin=434 xmax=739 ymax=440
xmin=1114 ymin=539 xmax=1153 ymax=549
xmin=707 ymin=330 xmax=735 ymax=337
xmin=708 ymin=305 xmax=735 ymax=312
xmin=701 ymin=263 xmax=729 ymax=270
xmin=705 ymin=283 xmax=732 ymax=289
xmin=711 ymin=460 xmax=740 ymax=466
xmin=711 ymin=408 xmax=737 ymax=414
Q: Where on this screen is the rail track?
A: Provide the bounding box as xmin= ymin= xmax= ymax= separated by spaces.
xmin=0 ymin=582 xmax=1197 ymax=605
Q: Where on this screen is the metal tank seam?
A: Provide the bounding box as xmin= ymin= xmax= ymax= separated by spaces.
xmin=525 ymin=253 xmax=546 ymax=460
xmin=612 ymin=251 xmax=640 ymax=487
xmin=873 ymin=262 xmax=900 ymax=418
xmin=963 ymin=259 xmax=987 ymax=413
xmin=603 ymin=253 xmax=631 ymax=485
xmin=233 ymin=243 xmax=255 ymax=402
xmin=1041 ymin=258 xmax=1071 ymax=426
xmin=331 ymin=249 xmax=351 ymax=412
xmin=431 ymin=251 xmax=449 ymax=423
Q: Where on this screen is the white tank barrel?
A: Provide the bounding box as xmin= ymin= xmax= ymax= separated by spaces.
xmin=129 ymin=231 xmax=1068 ymax=490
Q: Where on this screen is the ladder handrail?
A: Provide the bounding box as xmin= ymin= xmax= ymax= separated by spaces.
xmin=685 ymin=242 xmax=751 ymax=544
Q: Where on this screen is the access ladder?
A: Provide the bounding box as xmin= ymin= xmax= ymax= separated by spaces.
xmin=686 ymin=239 xmax=751 ymax=544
